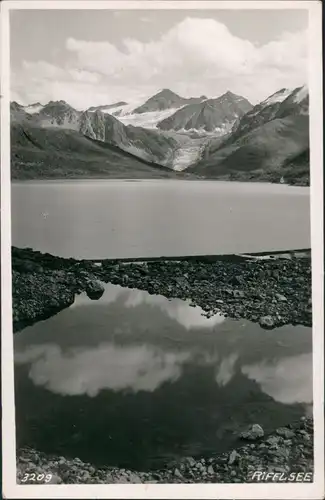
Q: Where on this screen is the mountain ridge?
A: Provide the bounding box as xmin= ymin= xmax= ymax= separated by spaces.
xmin=132 ymin=89 xmax=208 ymax=114
xmin=188 ymin=86 xmax=309 ymax=185
xmin=157 ymin=91 xmax=253 ymax=132
xmin=11 ymin=121 xmax=183 ymax=180
xmin=11 ymin=101 xmax=179 ymax=167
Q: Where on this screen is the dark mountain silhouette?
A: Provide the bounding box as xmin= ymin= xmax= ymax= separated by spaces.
xmin=11 ymin=121 xmax=181 ymax=180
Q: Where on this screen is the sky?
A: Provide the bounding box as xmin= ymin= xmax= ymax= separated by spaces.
xmin=10 ymin=8 xmax=309 ymax=109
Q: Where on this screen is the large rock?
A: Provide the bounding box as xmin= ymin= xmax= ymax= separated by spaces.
xmin=259 ymin=315 xmax=276 ymax=329
xmin=240 ymin=424 xmax=264 ymax=440
xmin=86 ymin=280 xmax=105 ymax=300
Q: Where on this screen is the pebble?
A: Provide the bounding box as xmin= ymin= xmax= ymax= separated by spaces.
xmin=228 ymin=450 xmax=238 ymax=465
xmin=174 ymin=468 xmax=183 ymax=479
xmin=276 ymin=427 xmax=295 ymax=439
xmin=207 ymin=465 xmax=214 ymax=475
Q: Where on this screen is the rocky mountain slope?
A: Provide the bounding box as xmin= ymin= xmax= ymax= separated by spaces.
xmin=157 ymin=91 xmax=252 ymax=133
xmin=35 ymin=100 xmax=82 ymax=129
xmin=79 ymin=110 xmax=178 ymax=166
xmin=23 ymin=102 xmax=45 ymax=114
xmin=11 ymin=102 xmax=34 ymax=123
xmin=132 ymin=89 xmax=207 ymax=114
xmin=189 ymin=86 xmax=309 ymax=185
xmin=11 ymin=121 xmax=182 ymax=180
xmin=229 ymin=86 xmax=308 ymax=142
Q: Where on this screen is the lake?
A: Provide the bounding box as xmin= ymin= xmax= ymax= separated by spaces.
xmin=11 ymin=180 xmax=310 ymax=259
xmin=14 ymin=283 xmax=312 ymax=471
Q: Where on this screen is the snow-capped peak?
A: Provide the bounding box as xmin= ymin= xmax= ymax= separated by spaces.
xmin=262 ymin=88 xmax=293 ymax=107
xmin=88 ymin=98 xmax=147 ymax=117
xmin=293 ymin=84 xmax=308 ymax=104
xmin=23 ymin=102 xmax=44 ymax=114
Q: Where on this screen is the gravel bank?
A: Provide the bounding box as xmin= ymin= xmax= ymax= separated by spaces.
xmin=12 ymin=246 xmax=312 ymax=333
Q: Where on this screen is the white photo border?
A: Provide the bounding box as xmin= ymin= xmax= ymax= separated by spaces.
xmin=1 ymin=1 xmax=324 ymax=498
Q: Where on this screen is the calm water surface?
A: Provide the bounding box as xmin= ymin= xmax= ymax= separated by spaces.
xmin=11 ymin=180 xmax=310 ymax=259
xmin=14 ymin=284 xmax=312 ymax=470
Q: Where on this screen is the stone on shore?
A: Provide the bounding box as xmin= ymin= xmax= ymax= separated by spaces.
xmin=240 ymin=424 xmax=264 ymax=440
xmin=259 ymin=315 xmax=275 ymax=329
xmin=228 ymin=450 xmax=239 ymax=465
xmin=85 ymin=280 xmax=105 ymax=300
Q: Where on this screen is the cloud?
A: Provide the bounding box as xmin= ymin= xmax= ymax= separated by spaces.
xmin=215 ymin=353 xmax=239 ymax=387
xmin=15 ymin=340 xmax=312 ymax=404
xmin=71 ymin=283 xmax=225 ymax=330
xmin=123 ymin=289 xmax=225 ymax=329
xmin=12 ymin=17 xmax=307 ymax=108
xmin=241 ymin=353 xmax=312 ymax=404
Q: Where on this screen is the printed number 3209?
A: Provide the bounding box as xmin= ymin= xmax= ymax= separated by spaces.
xmin=21 ymin=473 xmax=53 ymax=483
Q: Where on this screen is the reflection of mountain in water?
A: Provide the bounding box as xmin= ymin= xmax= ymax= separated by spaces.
xmin=71 ymin=284 xmax=225 ymax=329
xmin=14 ymin=284 xmax=313 ymax=470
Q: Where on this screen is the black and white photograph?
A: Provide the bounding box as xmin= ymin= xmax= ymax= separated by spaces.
xmin=1 ymin=1 xmax=324 ymax=498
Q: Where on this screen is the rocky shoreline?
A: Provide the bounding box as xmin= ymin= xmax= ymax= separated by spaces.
xmin=17 ymin=417 xmax=313 ymax=484
xmin=12 ymin=246 xmax=312 ymax=333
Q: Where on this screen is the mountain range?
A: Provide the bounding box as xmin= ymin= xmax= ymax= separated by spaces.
xmin=11 ymin=99 xmax=179 ymax=167
xmin=11 ymin=85 xmax=309 ymax=184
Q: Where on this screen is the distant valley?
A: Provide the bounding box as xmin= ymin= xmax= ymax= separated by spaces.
xmin=11 ymin=86 xmax=309 ymax=184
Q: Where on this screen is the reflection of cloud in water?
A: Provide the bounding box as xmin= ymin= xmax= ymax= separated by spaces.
xmin=215 ymin=353 xmax=239 ymax=387
xmin=125 ymin=289 xmax=225 ymax=329
xmin=71 ymin=284 xmax=225 ymax=330
xmin=15 ymin=343 xmax=191 ymax=396
xmin=241 ymin=353 xmax=312 ymax=404
xmin=15 ymin=336 xmax=312 ymax=404
xmin=70 ymin=285 xmax=122 ymax=308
